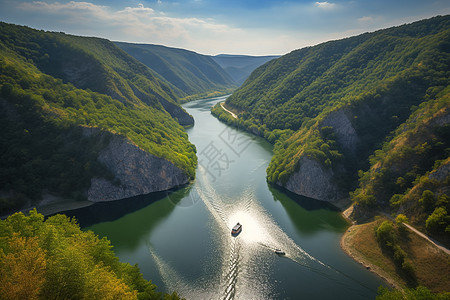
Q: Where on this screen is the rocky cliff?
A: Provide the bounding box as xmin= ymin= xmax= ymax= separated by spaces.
xmin=86 ymin=129 xmax=189 ymax=202
xmin=321 ymin=109 xmax=359 ymax=154
xmin=278 ymin=108 xmax=358 ymax=202
xmin=282 ymin=155 xmax=346 ymax=203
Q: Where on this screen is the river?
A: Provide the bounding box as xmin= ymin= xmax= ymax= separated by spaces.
xmin=63 ymin=95 xmax=385 ymax=299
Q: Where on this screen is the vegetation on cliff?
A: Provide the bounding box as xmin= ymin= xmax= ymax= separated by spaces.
xmin=0 ymin=209 xmax=182 ymax=299
xmin=0 ymin=22 xmax=197 ymax=214
xmin=212 ymin=15 xmax=449 ymax=203
xmin=351 ymin=86 xmax=449 ymax=244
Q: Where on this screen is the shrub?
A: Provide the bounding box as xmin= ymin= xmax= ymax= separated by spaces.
xmin=426 ymin=207 xmax=448 ymax=233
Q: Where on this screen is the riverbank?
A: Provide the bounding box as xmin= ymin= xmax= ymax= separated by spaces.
xmin=340 ymin=206 xmax=450 ymax=293
xmin=340 ymin=208 xmax=401 ymax=290
xmin=220 ymin=102 xmax=238 ymax=118
xmin=1 ymin=194 xmax=94 ymax=219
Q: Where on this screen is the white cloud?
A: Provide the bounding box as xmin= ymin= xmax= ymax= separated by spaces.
xmin=358 ymin=16 xmax=373 ymax=22
xmin=18 ymin=1 xmax=244 ymax=54
xmin=357 ymin=15 xmax=385 ymax=25
xmin=314 ymin=2 xmax=336 ymax=10
xmin=119 ymin=3 xmax=155 ymax=15
xmin=21 ymin=1 xmax=108 ymax=15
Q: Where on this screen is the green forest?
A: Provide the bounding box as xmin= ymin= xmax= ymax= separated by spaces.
xmin=115 ymin=42 xmax=236 ymax=101
xmin=0 ymin=209 xmax=182 ymax=299
xmin=351 ymin=88 xmax=450 ymax=243
xmin=212 ymin=16 xmax=450 ymax=241
xmin=0 ymin=22 xmax=198 ymax=214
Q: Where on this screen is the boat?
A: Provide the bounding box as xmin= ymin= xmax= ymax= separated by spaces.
xmin=231 ymin=222 xmax=242 ymax=236
xmin=274 ymin=249 xmax=285 ymax=255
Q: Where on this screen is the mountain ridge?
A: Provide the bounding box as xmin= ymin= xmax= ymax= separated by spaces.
xmin=0 ymin=22 xmax=198 ymax=214
xmin=211 ymin=15 xmax=450 ymax=215
xmin=211 ymin=54 xmax=280 ymax=85
xmin=115 ymin=42 xmax=237 ymax=101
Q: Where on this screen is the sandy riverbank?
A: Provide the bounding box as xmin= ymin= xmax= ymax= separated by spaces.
xmin=340 ymin=206 xmax=402 ymax=290
xmin=340 ymin=205 xmax=450 ymax=293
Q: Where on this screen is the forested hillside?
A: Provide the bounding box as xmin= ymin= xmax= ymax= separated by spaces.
xmin=211 ymin=54 xmax=279 ymax=85
xmin=115 ymin=42 xmax=236 ymax=101
xmin=0 ymin=209 xmax=182 ymax=299
xmin=212 ymin=15 xmax=450 ymax=222
xmin=351 ymin=87 xmax=449 ymax=243
xmin=0 ymin=22 xmax=197 ymax=214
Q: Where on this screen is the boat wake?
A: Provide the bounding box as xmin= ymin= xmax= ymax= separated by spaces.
xmin=195 ymin=166 xmax=331 ymax=299
xmin=149 ymin=164 xmax=375 ymax=299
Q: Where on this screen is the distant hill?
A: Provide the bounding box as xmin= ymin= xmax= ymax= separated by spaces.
xmin=211 ymin=14 xmax=450 ymax=226
xmin=0 ymin=22 xmax=197 ymax=214
xmin=115 ymin=42 xmax=236 ymax=101
xmin=211 ymin=54 xmax=279 ymax=85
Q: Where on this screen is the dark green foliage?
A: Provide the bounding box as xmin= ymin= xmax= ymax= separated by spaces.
xmin=420 ymin=190 xmax=436 ymax=211
xmin=115 ymin=42 xmax=236 ymax=100
xmin=0 ymin=209 xmax=183 ymax=299
xmin=217 ymin=16 xmax=449 ymax=194
xmin=352 ymin=85 xmax=449 ymax=243
xmin=376 ymin=221 xmax=395 ymax=247
xmin=425 ymin=207 xmax=449 ymax=233
xmin=0 ymin=22 xmax=197 ymax=213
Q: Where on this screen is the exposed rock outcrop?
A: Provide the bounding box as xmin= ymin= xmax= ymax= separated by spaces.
xmin=280 ymin=109 xmax=358 ymax=203
xmin=282 ymin=156 xmax=345 ymax=202
xmin=322 ymin=109 xmax=359 ymax=153
xmin=87 ymin=130 xmax=188 ymax=202
xmin=429 ymin=160 xmax=450 ymax=182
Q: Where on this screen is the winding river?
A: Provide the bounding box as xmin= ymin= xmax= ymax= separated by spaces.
xmin=64 ymin=95 xmax=385 ymax=299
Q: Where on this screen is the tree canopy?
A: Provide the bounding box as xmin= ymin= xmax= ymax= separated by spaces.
xmin=0 ymin=209 xmax=183 ymax=299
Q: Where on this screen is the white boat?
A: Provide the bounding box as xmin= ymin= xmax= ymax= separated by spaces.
xmin=231 ymin=222 xmax=242 ymax=235
xmin=274 ymin=249 xmax=285 ymax=255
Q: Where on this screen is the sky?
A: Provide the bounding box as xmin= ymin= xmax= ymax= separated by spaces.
xmin=0 ymin=0 xmax=449 ymax=55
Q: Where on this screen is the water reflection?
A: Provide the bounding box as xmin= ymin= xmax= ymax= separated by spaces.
xmin=59 ymin=185 xmax=191 ymax=228
xmin=76 ymin=95 xmax=384 ymax=299
xmin=269 ymin=185 xmax=349 ymax=235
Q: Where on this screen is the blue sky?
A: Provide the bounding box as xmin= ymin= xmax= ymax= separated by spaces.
xmin=0 ymin=0 xmax=449 ymax=55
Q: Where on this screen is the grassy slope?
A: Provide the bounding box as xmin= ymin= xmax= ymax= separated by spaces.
xmin=341 ymin=217 xmax=450 ymax=293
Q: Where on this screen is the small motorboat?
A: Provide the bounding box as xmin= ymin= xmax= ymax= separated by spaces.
xmin=274 ymin=249 xmax=285 ymax=255
xmin=231 ymin=222 xmax=242 ymax=236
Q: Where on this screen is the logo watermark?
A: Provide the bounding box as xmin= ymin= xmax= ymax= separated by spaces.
xmin=167 ymin=127 xmax=253 ymax=207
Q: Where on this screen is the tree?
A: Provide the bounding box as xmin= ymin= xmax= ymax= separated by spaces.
xmin=0 ymin=210 xmax=184 ymax=299
xmin=0 ymin=235 xmax=46 ymax=300
xmin=395 ymin=214 xmax=409 ymax=236
xmin=419 ymin=190 xmax=435 ymax=211
xmin=376 ymin=221 xmax=395 ymax=248
xmin=426 ymin=207 xmax=448 ymax=233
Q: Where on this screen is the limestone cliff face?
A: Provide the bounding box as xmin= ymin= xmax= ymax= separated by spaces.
xmin=321 ymin=109 xmax=359 ymax=153
xmin=282 ymin=156 xmax=345 ymax=202
xmin=87 ymin=131 xmax=188 ymax=202
xmin=280 ymin=109 xmax=358 ymax=202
